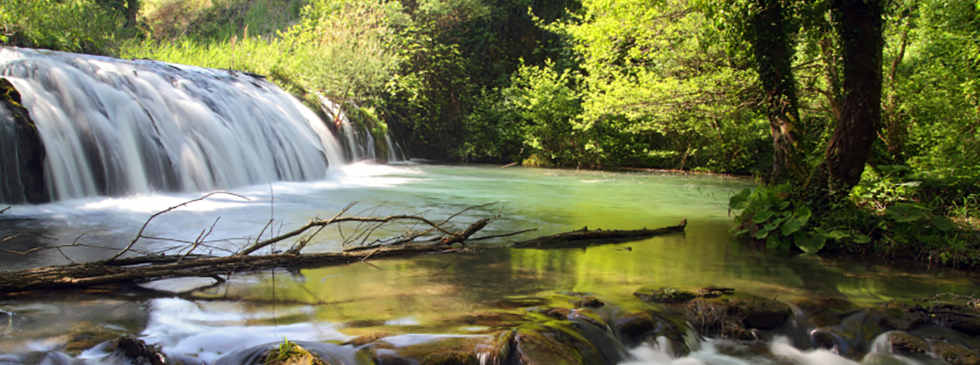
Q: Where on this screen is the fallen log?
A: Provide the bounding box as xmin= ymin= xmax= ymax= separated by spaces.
xmin=513 ymin=219 xmax=687 ymax=248
xmin=0 ymin=198 xmax=687 ymax=293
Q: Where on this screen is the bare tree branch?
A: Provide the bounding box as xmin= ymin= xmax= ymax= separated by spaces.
xmin=108 ymin=192 xmax=249 ymax=262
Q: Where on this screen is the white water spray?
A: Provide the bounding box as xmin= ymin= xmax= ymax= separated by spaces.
xmin=0 ymin=47 xmax=346 ymax=201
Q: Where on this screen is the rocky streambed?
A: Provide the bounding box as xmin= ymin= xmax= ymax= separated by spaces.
xmin=4 ymin=285 xmax=979 ymax=365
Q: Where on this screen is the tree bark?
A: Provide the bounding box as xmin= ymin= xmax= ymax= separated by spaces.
xmin=750 ymin=0 xmax=807 ymax=184
xmin=818 ymin=0 xmax=885 ymax=189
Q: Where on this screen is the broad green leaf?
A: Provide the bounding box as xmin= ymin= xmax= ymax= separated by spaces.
xmin=824 ymin=230 xmax=850 ymax=240
xmin=755 ymin=228 xmax=770 ymax=240
xmin=753 ymin=209 xmax=774 ymax=223
xmin=795 ymin=206 xmax=812 ymax=222
xmin=734 ymin=228 xmax=750 ymax=236
xmin=764 ymin=221 xmax=780 ymax=231
xmin=776 ymin=200 xmax=791 ymax=210
xmin=884 ymin=204 xmax=927 ymax=223
xmin=729 ymin=188 xmax=751 ymax=210
xmin=794 ymin=232 xmax=826 ymax=253
xmin=780 ymin=217 xmax=805 ymax=236
xmin=766 ymin=234 xmax=780 ymax=249
xmin=930 ymin=216 xmax=957 ymax=232
xmin=853 ymin=234 xmax=871 ymax=244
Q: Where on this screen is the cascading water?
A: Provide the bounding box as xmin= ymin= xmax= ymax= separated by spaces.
xmin=318 ymin=96 xmax=405 ymax=163
xmin=0 ymin=47 xmax=346 ymax=203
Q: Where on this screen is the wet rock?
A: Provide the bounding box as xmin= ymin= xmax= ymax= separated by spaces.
xmin=364 ymin=333 xmax=506 ymax=365
xmin=344 ymin=332 xmax=392 ymax=347
xmin=103 ymin=337 xmax=167 ymax=365
xmin=887 ymin=331 xmax=928 ymax=355
xmin=457 ymin=312 xmax=525 ymax=328
xmin=512 ymin=322 xmax=607 ymax=365
xmin=932 ymin=342 xmax=980 ymax=365
xmin=614 ymin=311 xmax=655 ymax=341
xmin=727 ymin=298 xmax=792 ymax=329
xmin=874 ymin=303 xmax=928 ymax=332
xmin=215 ymin=341 xmax=362 ymax=365
xmin=568 ymin=308 xmax=608 ymax=330
xmin=576 ymin=296 xmax=605 ymax=308
xmin=939 ymin=312 xmax=980 ymax=336
xmin=792 ymin=297 xmax=858 ymax=328
xmin=0 ymin=77 xmax=47 ymax=204
xmin=634 ymin=287 xmax=696 ymax=304
xmin=544 ymin=307 xmax=571 ymax=320
xmin=63 ymin=322 xmax=130 ymax=353
xmin=493 ymin=297 xmax=550 ymax=309
xmin=810 ymin=309 xmax=883 ymax=358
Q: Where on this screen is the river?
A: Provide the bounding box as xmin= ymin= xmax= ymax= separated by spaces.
xmin=0 ymin=162 xmax=976 ymax=364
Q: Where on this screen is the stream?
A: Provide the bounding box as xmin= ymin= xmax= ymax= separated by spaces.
xmin=1 ymin=163 xmax=977 ymax=364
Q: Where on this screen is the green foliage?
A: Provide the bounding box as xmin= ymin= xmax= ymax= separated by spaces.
xmin=730 ymin=185 xmax=868 ymax=253
xmin=0 ymin=0 xmax=135 ymax=55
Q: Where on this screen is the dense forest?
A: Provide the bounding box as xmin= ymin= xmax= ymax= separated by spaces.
xmin=1 ymin=0 xmax=978 ymax=266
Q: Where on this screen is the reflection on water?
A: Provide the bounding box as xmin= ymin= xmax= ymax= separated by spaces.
xmin=0 ymin=163 xmax=976 ymax=362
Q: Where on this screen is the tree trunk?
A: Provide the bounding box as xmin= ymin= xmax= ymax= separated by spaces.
xmin=750 ymin=0 xmax=807 ymax=184
xmin=818 ymin=0 xmax=885 ymax=189
xmin=125 ymin=0 xmax=140 ymax=28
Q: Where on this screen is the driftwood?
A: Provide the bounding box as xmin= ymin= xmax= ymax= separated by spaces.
xmin=514 ymin=218 xmax=687 ymax=248
xmin=0 ymin=197 xmax=686 ymax=293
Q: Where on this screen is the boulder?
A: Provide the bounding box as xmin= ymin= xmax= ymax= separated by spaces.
xmin=0 ymin=77 xmax=47 ymax=204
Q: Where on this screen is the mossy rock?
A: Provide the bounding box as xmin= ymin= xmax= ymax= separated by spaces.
xmin=939 ymin=312 xmax=980 ymax=336
xmin=568 ymin=308 xmax=608 ymax=330
xmin=511 ymin=322 xmax=606 ymax=365
xmin=634 ymin=287 xmax=696 ymax=304
xmin=103 ymin=337 xmax=168 ymax=365
xmin=727 ymin=298 xmax=792 ymax=329
xmin=263 ymin=342 xmax=327 ymax=365
xmin=522 ymin=154 xmax=554 ymax=168
xmin=364 ymin=333 xmax=507 ymax=365
xmin=343 ymin=332 xmax=392 ymax=347
xmin=63 ymin=322 xmax=130 ymax=353
xmin=887 ymin=332 xmax=928 ymax=355
xmin=676 ymin=299 xmax=753 ymax=340
xmin=932 ymin=342 xmax=980 ymax=365
xmin=873 ymin=303 xmax=928 ymax=332
xmin=456 ymin=312 xmax=526 ymax=328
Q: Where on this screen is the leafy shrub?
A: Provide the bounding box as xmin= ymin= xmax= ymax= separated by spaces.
xmin=0 ymin=0 xmax=134 ymax=55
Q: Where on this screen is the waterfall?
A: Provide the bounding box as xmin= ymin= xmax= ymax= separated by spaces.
xmin=317 ymin=96 xmax=404 ymax=163
xmin=0 ymin=47 xmax=346 ymax=202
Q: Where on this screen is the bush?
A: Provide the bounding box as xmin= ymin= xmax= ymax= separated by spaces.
xmin=0 ymin=0 xmax=134 ymax=55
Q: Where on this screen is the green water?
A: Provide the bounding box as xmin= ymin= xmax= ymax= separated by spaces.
xmin=0 ymin=163 xmax=976 ymax=359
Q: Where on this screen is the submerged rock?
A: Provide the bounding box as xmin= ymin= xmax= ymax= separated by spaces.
xmin=362 ymin=333 xmax=506 ymax=365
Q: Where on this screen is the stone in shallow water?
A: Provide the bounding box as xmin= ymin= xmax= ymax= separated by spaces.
xmin=633 ymin=287 xmax=696 ymax=304
xmin=874 ymin=302 xmax=929 ymax=332
xmin=886 ymin=331 xmax=929 ymax=355
xmin=932 ymin=342 xmax=980 ymax=365
xmin=727 ymin=297 xmax=792 ymax=330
